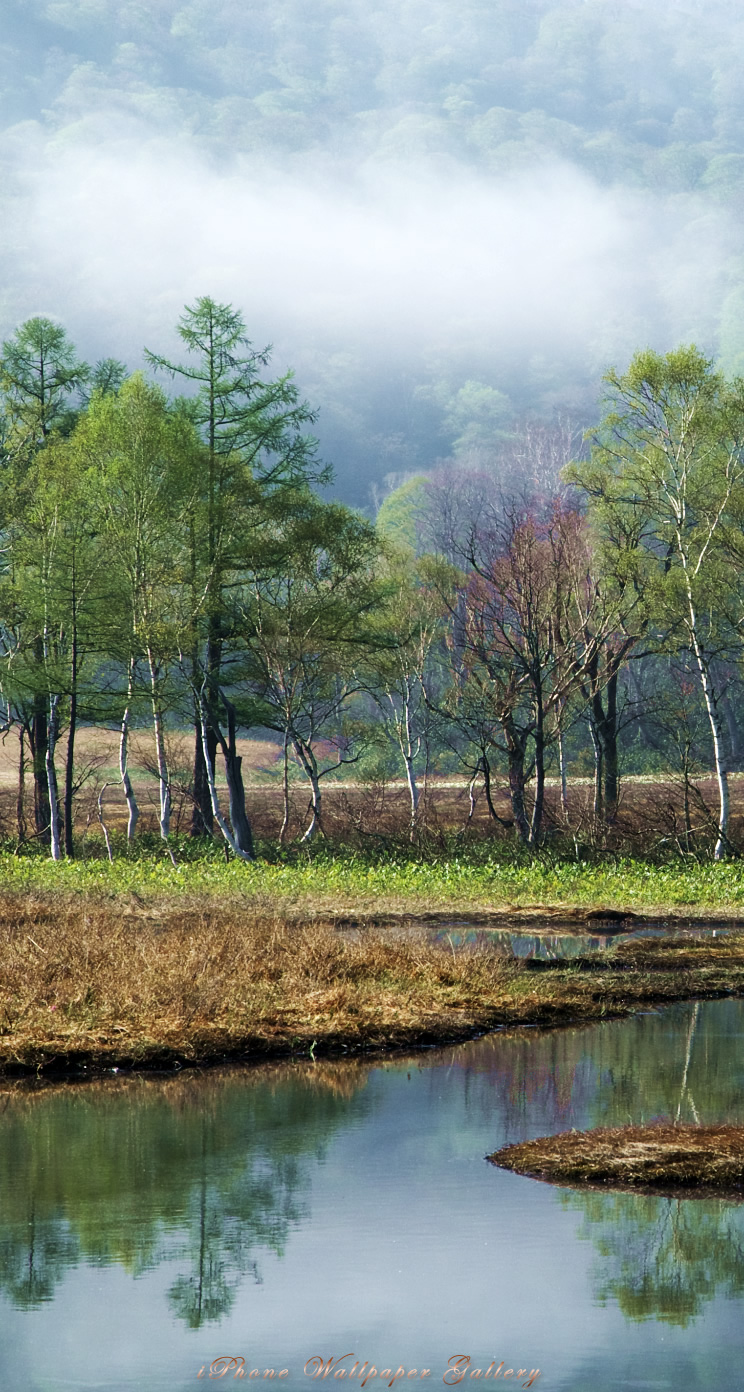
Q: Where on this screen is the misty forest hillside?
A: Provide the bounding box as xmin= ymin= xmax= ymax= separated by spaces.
xmin=3 ymin=0 xmax=744 ymax=502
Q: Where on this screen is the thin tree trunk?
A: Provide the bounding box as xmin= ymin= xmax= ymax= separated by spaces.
xmin=46 ymin=695 xmax=61 ymax=861
xmin=199 ymin=701 xmax=254 ymax=860
xmin=189 ymin=505 xmax=214 ymax=838
xmin=293 ymin=737 xmax=323 ymax=842
xmin=32 ymin=692 xmax=51 ymax=845
xmin=191 ymin=722 xmax=214 ymax=836
xmin=147 ymin=649 xmax=170 ymax=841
xmin=529 ymin=705 xmax=545 ymax=845
xmin=558 ymin=728 xmax=568 ymax=818
xmin=64 ymin=680 xmax=77 ymax=857
xmin=589 ymin=717 xmax=603 ymax=823
xmin=17 ymin=725 xmax=27 ymax=843
xmin=191 ymin=634 xmax=221 ymax=836
xmin=64 ymin=577 xmax=79 ymax=858
xmin=686 ymin=593 xmax=729 ymax=858
xmin=219 ymin=694 xmax=255 ymax=857
xmin=401 ymin=684 xmax=420 ymax=841
xmin=480 ymin=754 xmax=512 ymax=829
xmin=603 ymin=671 xmax=619 ymax=820
xmin=403 ymin=749 xmax=419 ymax=840
xmin=682 ymin=739 xmax=693 ymax=851
xmin=279 ymin=727 xmax=290 ymax=846
xmin=467 ymin=768 xmax=478 ymax=822
xmin=119 ymin=659 xmax=140 ymax=841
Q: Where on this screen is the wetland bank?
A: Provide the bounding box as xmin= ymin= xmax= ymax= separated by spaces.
xmin=4 ymin=845 xmax=744 ymax=1076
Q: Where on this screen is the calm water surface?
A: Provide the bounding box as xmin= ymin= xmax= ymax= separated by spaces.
xmin=3 ymin=999 xmax=744 ymax=1392
xmin=426 ymin=922 xmax=735 ymax=959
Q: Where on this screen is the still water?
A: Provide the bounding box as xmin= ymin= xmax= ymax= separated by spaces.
xmin=425 ymin=922 xmax=735 ymax=960
xmin=3 ymin=999 xmax=744 ymax=1392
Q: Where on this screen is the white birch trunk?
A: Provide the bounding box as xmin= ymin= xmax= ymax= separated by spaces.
xmin=390 ymin=685 xmax=420 ymax=840
xmin=119 ymin=659 xmax=140 ymax=841
xmin=686 ymin=590 xmax=729 ymax=858
xmin=147 ymin=649 xmax=170 ymax=841
xmin=403 ymin=749 xmax=420 ymax=832
xmin=558 ymin=730 xmax=568 ymax=817
xmin=293 ymin=737 xmax=322 ymax=842
xmin=401 ymin=684 xmax=419 ymax=839
xmin=46 ymin=694 xmax=62 ymax=861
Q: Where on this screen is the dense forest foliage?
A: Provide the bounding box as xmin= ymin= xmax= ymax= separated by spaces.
xmin=4 ymin=0 xmax=744 ymax=501
xmin=6 ymin=0 xmax=744 ymax=182
xmin=3 ymin=301 xmax=744 ymax=862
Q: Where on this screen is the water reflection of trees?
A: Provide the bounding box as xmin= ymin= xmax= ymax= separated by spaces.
xmin=441 ymin=999 xmax=744 ymax=1140
xmin=563 ymin=1188 xmax=744 ymax=1326
xmin=0 ymin=1060 xmax=371 ymax=1326
xmin=456 ymin=999 xmax=744 ymax=1326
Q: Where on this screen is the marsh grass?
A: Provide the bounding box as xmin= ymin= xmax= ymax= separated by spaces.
xmin=0 ymin=894 xmax=523 ymax=1072
xmin=488 ymin=1122 xmax=744 ymax=1194
xmin=4 ymin=842 xmax=744 ymax=919
xmin=2 ymin=894 xmax=744 ymax=1074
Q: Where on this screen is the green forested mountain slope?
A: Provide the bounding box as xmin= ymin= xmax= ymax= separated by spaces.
xmin=4 ymin=0 xmax=742 ymax=186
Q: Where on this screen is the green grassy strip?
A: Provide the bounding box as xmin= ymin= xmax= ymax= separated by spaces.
xmin=2 ymin=843 xmax=744 ymax=914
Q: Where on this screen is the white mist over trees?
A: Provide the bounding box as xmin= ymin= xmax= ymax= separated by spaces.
xmin=2 ymin=1 xmax=744 ymax=501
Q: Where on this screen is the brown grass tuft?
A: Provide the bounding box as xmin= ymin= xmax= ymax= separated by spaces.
xmin=0 ymin=894 xmax=519 ymax=1073
xmin=3 ymin=896 xmax=744 ymax=1075
xmin=488 ymin=1123 xmax=744 ymax=1193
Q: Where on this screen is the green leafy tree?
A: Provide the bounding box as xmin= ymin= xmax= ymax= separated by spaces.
xmin=0 ymin=317 xmax=89 ymax=453
xmin=77 ymin=374 xmax=201 ymax=849
xmin=4 ymin=437 xmax=105 ymax=857
xmin=231 ymin=498 xmax=383 ymax=844
xmin=569 ymin=346 xmax=744 ymax=857
xmin=0 ymin=317 xmax=90 ymax=846
xmin=146 ymin=296 xmax=325 ymax=841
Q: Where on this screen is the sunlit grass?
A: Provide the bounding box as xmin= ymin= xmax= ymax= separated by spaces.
xmin=1 ymin=895 xmax=743 ymax=1074
xmin=1 ymin=839 xmax=744 ymax=917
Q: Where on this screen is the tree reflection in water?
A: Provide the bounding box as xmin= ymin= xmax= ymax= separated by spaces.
xmin=0 ymin=1060 xmax=372 ymax=1326
xmin=563 ymin=1187 xmax=744 ymax=1326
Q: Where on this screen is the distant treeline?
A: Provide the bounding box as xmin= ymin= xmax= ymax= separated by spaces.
xmin=1 ymin=306 xmax=743 ymax=861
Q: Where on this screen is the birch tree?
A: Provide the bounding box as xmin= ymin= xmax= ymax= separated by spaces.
xmin=364 ymin=555 xmax=443 ymax=839
xmin=570 ymin=346 xmax=744 ymax=858
xmin=78 ymin=374 xmax=199 ymax=848
xmin=232 ymin=501 xmax=382 ymax=844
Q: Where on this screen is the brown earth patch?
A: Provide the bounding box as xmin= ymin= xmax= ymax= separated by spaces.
xmin=488 ymin=1122 xmax=744 ymax=1196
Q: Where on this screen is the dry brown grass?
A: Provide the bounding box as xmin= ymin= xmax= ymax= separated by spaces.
xmin=2 ymin=896 xmax=744 ymax=1075
xmin=488 ymin=1122 xmax=744 ymax=1194
xmin=0 ymin=894 xmax=523 ymax=1073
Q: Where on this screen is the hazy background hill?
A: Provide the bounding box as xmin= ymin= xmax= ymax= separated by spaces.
xmin=3 ymin=0 xmax=744 ymax=502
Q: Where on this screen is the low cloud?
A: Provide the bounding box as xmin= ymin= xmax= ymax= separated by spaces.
xmin=6 ymin=138 xmax=730 ymax=372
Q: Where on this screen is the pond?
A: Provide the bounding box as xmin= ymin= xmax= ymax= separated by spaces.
xmin=424 ymin=921 xmax=735 ymax=960
xmin=3 ymin=997 xmax=744 ymax=1391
